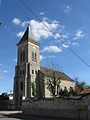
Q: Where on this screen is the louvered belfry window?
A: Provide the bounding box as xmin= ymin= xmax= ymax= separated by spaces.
xmin=32 ymin=51 xmax=37 ymax=62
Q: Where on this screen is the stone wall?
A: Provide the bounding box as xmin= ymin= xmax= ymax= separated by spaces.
xmin=22 ymin=97 xmax=90 ymax=119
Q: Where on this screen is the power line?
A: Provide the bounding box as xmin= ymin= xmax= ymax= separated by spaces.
xmin=19 ymin=0 xmax=90 ymax=68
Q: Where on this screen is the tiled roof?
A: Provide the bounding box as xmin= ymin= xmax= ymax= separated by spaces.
xmin=78 ymin=88 xmax=90 ymax=95
xmin=17 ymin=26 xmax=39 ymax=46
xmin=40 ymin=67 xmax=74 ymax=82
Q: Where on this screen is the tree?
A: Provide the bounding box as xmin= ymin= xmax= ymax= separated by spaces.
xmin=75 ymin=77 xmax=90 ymax=93
xmin=0 ymin=93 xmax=9 ymax=110
xmin=46 ymin=69 xmax=61 ymax=97
xmin=69 ymin=87 xmax=76 ymax=96
xmin=0 ymin=93 xmax=9 ymax=100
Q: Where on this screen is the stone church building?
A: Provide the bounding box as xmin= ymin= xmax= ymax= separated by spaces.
xmin=13 ymin=26 xmax=75 ymax=108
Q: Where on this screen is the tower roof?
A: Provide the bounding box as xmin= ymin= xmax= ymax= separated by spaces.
xmin=17 ymin=26 xmax=39 ymax=46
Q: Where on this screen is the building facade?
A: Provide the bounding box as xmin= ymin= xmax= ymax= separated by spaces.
xmin=13 ymin=26 xmax=75 ymax=109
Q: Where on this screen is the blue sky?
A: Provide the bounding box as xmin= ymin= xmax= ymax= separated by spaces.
xmin=0 ymin=0 xmax=90 ymax=94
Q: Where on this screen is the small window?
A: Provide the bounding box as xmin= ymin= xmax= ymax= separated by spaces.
xmin=22 ymin=50 xmax=25 ymax=61
xmin=23 ymin=70 xmax=25 ymax=75
xmin=32 ymin=51 xmax=37 ymax=62
xmin=20 ymin=70 xmax=22 ymax=75
xmin=35 ymin=70 xmax=37 ymax=74
xmin=20 ymin=52 xmax=22 ymax=62
xmin=21 ymin=81 xmax=23 ymax=90
xmin=32 ymin=70 xmax=34 ymax=74
xmin=20 ymin=50 xmax=25 ymax=62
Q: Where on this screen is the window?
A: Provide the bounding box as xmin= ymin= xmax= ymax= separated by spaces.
xmin=32 ymin=70 xmax=34 ymax=74
xmin=32 ymin=51 xmax=37 ymax=62
xmin=21 ymin=81 xmax=23 ymax=90
xmin=20 ymin=50 xmax=25 ymax=62
xmin=20 ymin=52 xmax=22 ymax=62
xmin=20 ymin=70 xmax=22 ymax=75
xmin=23 ymin=69 xmax=25 ymax=75
xmin=22 ymin=50 xmax=25 ymax=61
xmin=35 ymin=70 xmax=37 ymax=74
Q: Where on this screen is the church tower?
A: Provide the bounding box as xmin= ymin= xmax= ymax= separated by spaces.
xmin=13 ymin=26 xmax=40 ymax=109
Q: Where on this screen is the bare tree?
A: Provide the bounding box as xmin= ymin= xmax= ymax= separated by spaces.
xmin=46 ymin=64 xmax=61 ymax=97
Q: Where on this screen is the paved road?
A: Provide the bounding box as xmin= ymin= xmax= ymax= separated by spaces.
xmin=0 ymin=111 xmax=75 ymax=120
xmin=0 ymin=114 xmax=21 ymax=120
xmin=0 ymin=114 xmax=61 ymax=120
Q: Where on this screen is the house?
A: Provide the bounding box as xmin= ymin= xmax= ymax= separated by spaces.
xmin=13 ymin=26 xmax=75 ymax=109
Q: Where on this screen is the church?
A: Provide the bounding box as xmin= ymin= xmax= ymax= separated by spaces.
xmin=13 ymin=26 xmax=75 ymax=109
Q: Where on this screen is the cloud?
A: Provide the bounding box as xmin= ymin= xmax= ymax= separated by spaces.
xmin=43 ymin=46 xmax=62 ymax=53
xmin=72 ymin=42 xmax=79 ymax=46
xmin=63 ymin=5 xmax=72 ymax=13
xmin=21 ymin=21 xmax=29 ymax=27
xmin=12 ymin=18 xmax=21 ymax=25
xmin=0 ymin=64 xmax=2 ymax=66
xmin=40 ymin=12 xmax=45 ymax=15
xmin=62 ymin=44 xmax=69 ymax=48
xmin=20 ymin=19 xmax=63 ymax=40
xmin=30 ymin=19 xmax=60 ymax=40
xmin=74 ymin=30 xmax=86 ymax=40
xmin=3 ymin=70 xmax=8 ymax=73
xmin=61 ymin=33 xmax=69 ymax=39
xmin=17 ymin=31 xmax=24 ymax=37
xmin=14 ymin=59 xmax=17 ymax=62
xmin=40 ymin=55 xmax=46 ymax=61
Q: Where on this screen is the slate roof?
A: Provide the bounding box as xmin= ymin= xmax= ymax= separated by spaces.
xmin=40 ymin=67 xmax=74 ymax=82
xmin=17 ymin=26 xmax=39 ymax=46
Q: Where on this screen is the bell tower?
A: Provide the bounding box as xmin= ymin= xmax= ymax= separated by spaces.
xmin=13 ymin=26 xmax=40 ymax=109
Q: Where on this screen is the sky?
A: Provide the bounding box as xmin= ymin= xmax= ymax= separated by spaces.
xmin=0 ymin=0 xmax=90 ymax=94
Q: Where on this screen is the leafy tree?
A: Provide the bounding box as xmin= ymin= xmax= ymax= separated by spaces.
xmin=75 ymin=77 xmax=90 ymax=93
xmin=0 ymin=93 xmax=9 ymax=110
xmin=0 ymin=93 xmax=9 ymax=100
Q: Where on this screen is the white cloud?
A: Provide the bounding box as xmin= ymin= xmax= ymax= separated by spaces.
xmin=40 ymin=12 xmax=45 ymax=15
xmin=54 ymin=33 xmax=61 ymax=39
xmin=72 ymin=42 xmax=79 ymax=46
xmin=20 ymin=19 xmax=63 ymax=40
xmin=12 ymin=18 xmax=21 ymax=25
xmin=14 ymin=59 xmax=17 ymax=62
xmin=21 ymin=21 xmax=29 ymax=27
xmin=64 ymin=5 xmax=72 ymax=13
xmin=17 ymin=31 xmax=24 ymax=37
xmin=61 ymin=33 xmax=69 ymax=39
xmin=40 ymin=55 xmax=46 ymax=61
xmin=43 ymin=46 xmax=62 ymax=53
xmin=30 ymin=19 xmax=60 ymax=40
xmin=74 ymin=30 xmax=86 ymax=40
xmin=3 ymin=70 xmax=8 ymax=73
xmin=62 ymin=44 xmax=69 ymax=48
